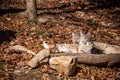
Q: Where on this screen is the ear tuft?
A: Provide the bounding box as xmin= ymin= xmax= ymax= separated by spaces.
xmin=86 ymin=32 xmax=91 ymax=38
xmin=80 ymin=31 xmax=84 ymax=37
xmin=72 ymin=32 xmax=75 ymax=36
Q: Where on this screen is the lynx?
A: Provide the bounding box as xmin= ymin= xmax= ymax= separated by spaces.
xmin=43 ymin=31 xmax=94 ymax=54
xmin=72 ymin=32 xmax=120 ymax=54
xmin=43 ymin=31 xmax=120 ymax=54
xmin=72 ymin=31 xmax=94 ymax=53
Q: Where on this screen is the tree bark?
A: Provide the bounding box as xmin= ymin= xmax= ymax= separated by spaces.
xmin=50 ymin=53 xmax=120 ymax=66
xmin=26 ymin=0 xmax=37 ymax=21
xmin=47 ymin=42 xmax=120 ymax=66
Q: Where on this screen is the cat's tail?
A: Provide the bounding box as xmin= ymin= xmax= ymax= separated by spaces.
xmin=43 ymin=41 xmax=49 ymax=48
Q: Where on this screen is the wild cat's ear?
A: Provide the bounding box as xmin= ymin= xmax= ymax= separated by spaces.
xmin=86 ymin=32 xmax=91 ymax=38
xmin=72 ymin=32 xmax=75 ymax=37
xmin=72 ymin=32 xmax=79 ymax=37
xmin=80 ymin=31 xmax=84 ymax=37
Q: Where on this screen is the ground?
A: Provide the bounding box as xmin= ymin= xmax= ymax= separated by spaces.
xmin=0 ymin=0 xmax=120 ymax=80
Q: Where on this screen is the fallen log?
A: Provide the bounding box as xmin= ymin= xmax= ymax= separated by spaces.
xmin=50 ymin=53 xmax=120 ymax=66
xmin=4 ymin=45 xmax=36 ymax=55
xmin=46 ymin=42 xmax=120 ymax=66
xmin=48 ymin=41 xmax=120 ymax=54
xmin=28 ymin=49 xmax=50 ymax=68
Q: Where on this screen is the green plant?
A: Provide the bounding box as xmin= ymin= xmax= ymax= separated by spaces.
xmin=0 ymin=61 xmax=5 ymax=71
xmin=27 ymin=31 xmax=34 ymax=35
xmin=77 ymin=63 xmax=82 ymax=68
xmin=17 ymin=29 xmax=23 ymax=33
xmin=37 ymin=31 xmax=44 ymax=36
xmin=27 ymin=19 xmax=33 ymax=24
xmin=86 ymin=18 xmax=97 ymax=25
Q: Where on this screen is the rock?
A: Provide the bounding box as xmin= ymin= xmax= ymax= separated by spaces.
xmin=38 ymin=17 xmax=49 ymax=23
xmin=28 ymin=49 xmax=50 ymax=68
xmin=49 ymin=56 xmax=77 ymax=75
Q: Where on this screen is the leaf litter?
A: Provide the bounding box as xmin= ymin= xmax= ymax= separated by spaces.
xmin=0 ymin=0 xmax=120 ymax=79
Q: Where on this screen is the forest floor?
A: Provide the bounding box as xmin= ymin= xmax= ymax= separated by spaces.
xmin=0 ymin=0 xmax=120 ymax=80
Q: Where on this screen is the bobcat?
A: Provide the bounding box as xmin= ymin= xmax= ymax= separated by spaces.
xmin=72 ymin=31 xmax=94 ymax=53
xmin=72 ymin=31 xmax=120 ymax=54
xmin=43 ymin=31 xmax=94 ymax=54
xmin=43 ymin=31 xmax=120 ymax=54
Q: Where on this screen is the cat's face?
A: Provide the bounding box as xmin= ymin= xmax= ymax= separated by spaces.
xmin=72 ymin=33 xmax=80 ymax=44
xmin=79 ymin=31 xmax=93 ymax=53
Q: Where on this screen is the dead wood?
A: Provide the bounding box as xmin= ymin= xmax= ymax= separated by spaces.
xmin=50 ymin=53 xmax=120 ymax=66
xmin=49 ymin=41 xmax=120 ymax=54
xmin=48 ymin=42 xmax=120 ymax=66
xmin=4 ymin=45 xmax=36 ymax=55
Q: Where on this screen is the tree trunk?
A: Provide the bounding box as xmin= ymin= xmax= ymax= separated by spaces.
xmin=26 ymin=0 xmax=37 ymax=21
xmin=50 ymin=53 xmax=120 ymax=66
